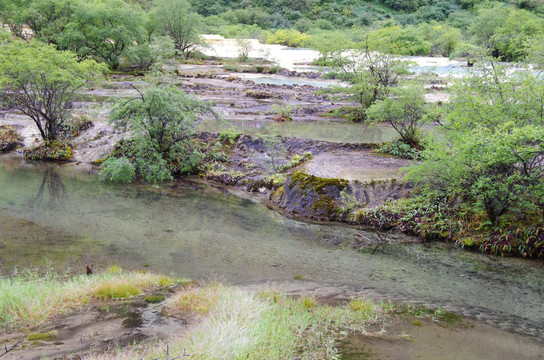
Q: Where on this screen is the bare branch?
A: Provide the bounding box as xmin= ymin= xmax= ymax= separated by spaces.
xmin=0 ymin=341 xmax=21 ymax=358
xmin=371 ymin=229 xmax=390 ymax=255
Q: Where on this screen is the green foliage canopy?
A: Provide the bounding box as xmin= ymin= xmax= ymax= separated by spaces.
xmin=108 ymin=84 xmax=215 ymax=182
xmin=150 ymin=0 xmax=203 ymax=57
xmin=0 ymin=41 xmax=104 ymax=142
xmin=408 ymin=62 xmax=544 ymax=225
xmin=366 ymin=84 xmax=428 ymax=146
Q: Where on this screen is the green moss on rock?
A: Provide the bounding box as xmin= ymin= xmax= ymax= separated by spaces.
xmin=290 ymin=171 xmax=348 ymax=194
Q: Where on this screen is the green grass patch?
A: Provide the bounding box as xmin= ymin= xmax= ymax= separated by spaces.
xmin=93 ymin=283 xmax=141 ymax=299
xmin=88 ymin=285 xmax=391 ymax=360
xmin=27 ymin=331 xmax=57 ymax=341
xmin=0 ymin=271 xmax=172 ymax=330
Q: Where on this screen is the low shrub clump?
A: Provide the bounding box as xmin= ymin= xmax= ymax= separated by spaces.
xmin=375 ymin=140 xmax=422 ymax=160
xmin=0 ymin=125 xmax=22 ymax=152
xmin=324 ymin=106 xmax=366 ymax=123
xmin=357 ymin=197 xmax=544 ymax=258
xmin=23 ymin=141 xmax=72 ymax=161
xmin=98 ymin=157 xmax=137 ymax=183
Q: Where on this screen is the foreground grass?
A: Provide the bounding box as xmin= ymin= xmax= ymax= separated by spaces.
xmin=1 ymin=271 xmax=390 ymax=359
xmin=0 ymin=270 xmax=173 ymax=330
xmin=87 ymin=283 xmax=390 ymax=360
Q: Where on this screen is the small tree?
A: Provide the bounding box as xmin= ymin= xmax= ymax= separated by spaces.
xmin=0 ymin=41 xmax=103 ymax=142
xmin=151 ymin=0 xmax=202 ymax=58
xmin=366 ymin=84 xmax=428 ymax=147
xmin=109 ymin=83 xmax=215 ymax=182
xmin=236 ymin=38 xmax=252 ymax=61
xmin=324 ymin=40 xmax=411 ymax=116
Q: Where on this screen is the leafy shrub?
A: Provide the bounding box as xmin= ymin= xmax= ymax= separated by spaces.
xmin=272 ymin=104 xmax=293 ymax=121
xmin=99 ymin=157 xmax=136 ymax=183
xmin=218 ymin=129 xmax=242 ymax=145
xmin=120 ymin=36 xmax=176 ymax=72
xmin=266 ymin=29 xmax=311 ymax=47
xmin=324 ymin=106 xmax=366 ymax=123
xmin=0 ymin=125 xmax=21 ymax=152
xmin=376 ymin=140 xmax=421 ymax=160
xmin=23 ymin=141 xmax=72 ymax=161
xmin=357 ymin=197 xmax=455 ymax=241
xmin=109 ymin=83 xmax=215 ymax=182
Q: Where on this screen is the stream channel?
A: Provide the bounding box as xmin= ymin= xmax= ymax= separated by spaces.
xmin=0 ymin=155 xmax=543 ymax=346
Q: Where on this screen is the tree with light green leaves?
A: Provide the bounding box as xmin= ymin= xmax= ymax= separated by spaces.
xmin=0 ymin=0 xmax=28 ymax=38
xmin=60 ymin=0 xmax=146 ymax=69
xmin=339 ymin=44 xmax=411 ymax=112
xmin=0 ymin=41 xmax=105 ymax=142
xmin=106 ymin=84 xmax=215 ymax=182
xmin=150 ymin=0 xmax=203 ymax=58
xmin=20 ymin=0 xmax=146 ymax=69
xmin=366 ymin=84 xmax=429 ymax=147
xmin=469 ymin=3 xmax=544 ymax=61
xmin=407 ymin=60 xmax=544 ymax=225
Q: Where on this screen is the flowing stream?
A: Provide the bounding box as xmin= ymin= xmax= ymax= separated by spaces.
xmin=0 ymin=156 xmax=543 ymax=343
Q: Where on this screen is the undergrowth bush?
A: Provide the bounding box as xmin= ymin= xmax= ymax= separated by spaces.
xmin=324 ymin=106 xmax=366 ymax=123
xmin=23 ymin=141 xmax=72 ymax=161
xmin=98 ymin=157 xmax=136 ymax=183
xmin=357 ymin=197 xmax=544 ymax=258
xmin=376 ymin=140 xmax=421 ymax=160
xmin=0 ymin=125 xmax=21 ymax=152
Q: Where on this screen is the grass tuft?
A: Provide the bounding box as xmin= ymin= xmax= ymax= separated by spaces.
xmin=0 ymin=271 xmax=170 ymax=330
xmin=93 ymin=283 xmax=141 ymax=299
xmin=27 ymin=331 xmax=57 ymax=341
xmin=108 ymin=265 xmax=122 ymax=273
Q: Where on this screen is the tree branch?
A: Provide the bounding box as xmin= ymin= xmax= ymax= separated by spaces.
xmin=0 ymin=341 xmax=20 ymax=358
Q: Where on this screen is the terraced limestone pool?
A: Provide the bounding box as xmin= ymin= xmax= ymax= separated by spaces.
xmin=0 ymin=157 xmax=543 ymax=345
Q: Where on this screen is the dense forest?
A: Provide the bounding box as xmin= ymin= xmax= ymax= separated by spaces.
xmin=2 ymin=0 xmax=544 ymax=63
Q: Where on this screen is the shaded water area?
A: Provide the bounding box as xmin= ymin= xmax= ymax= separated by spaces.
xmin=0 ymin=157 xmax=544 ymax=344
